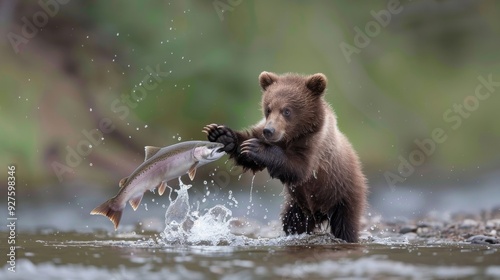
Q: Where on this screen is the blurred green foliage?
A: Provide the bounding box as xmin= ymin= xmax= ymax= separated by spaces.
xmin=1 ymin=0 xmax=499 ymax=190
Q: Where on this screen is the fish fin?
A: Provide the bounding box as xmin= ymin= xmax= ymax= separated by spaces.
xmin=144 ymin=146 xmax=162 ymax=161
xmin=158 ymin=181 xmax=168 ymax=196
xmin=188 ymin=162 xmax=199 ymax=181
xmin=119 ymin=177 xmax=128 ymax=188
xmin=90 ymin=199 xmax=123 ymax=230
xmin=129 ymin=195 xmax=143 ymax=211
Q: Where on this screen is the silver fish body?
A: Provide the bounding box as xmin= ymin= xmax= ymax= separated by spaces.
xmin=91 ymin=141 xmax=224 ymax=229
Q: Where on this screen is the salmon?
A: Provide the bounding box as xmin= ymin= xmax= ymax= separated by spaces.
xmin=90 ymin=141 xmax=224 ymax=230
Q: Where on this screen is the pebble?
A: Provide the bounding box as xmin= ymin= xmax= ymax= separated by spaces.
xmin=417 ymin=226 xmax=430 ymax=235
xmin=467 ymin=235 xmax=499 ymax=245
xmin=460 ymin=219 xmax=479 ymax=229
xmin=486 ymin=219 xmax=500 ymax=229
xmin=399 ymin=226 xmax=417 ymax=234
xmin=403 ymin=232 xmax=418 ymax=240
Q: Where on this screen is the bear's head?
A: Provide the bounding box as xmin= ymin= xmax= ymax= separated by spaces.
xmin=258 ymin=71 xmax=328 ymax=143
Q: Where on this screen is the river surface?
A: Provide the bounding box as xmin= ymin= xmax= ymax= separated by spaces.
xmin=2 ymin=179 xmax=500 ymax=279
xmin=1 ymin=230 xmax=500 ymax=280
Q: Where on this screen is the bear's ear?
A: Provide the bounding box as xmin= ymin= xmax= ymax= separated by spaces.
xmin=306 ymin=73 xmax=327 ymax=95
xmin=259 ymin=71 xmax=279 ymax=91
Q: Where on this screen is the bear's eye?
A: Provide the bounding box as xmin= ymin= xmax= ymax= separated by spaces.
xmin=282 ymin=108 xmax=291 ymax=117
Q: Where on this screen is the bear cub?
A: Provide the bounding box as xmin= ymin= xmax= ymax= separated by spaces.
xmin=203 ymin=71 xmax=367 ymax=242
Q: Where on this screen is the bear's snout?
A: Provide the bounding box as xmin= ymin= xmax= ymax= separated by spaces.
xmin=263 ymin=126 xmax=275 ymax=139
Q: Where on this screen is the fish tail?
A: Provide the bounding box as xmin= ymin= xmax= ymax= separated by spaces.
xmin=90 ymin=199 xmax=123 ymax=230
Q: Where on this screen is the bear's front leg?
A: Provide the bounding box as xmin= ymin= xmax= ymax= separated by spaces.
xmin=203 ymin=124 xmax=265 ymax=172
xmin=241 ymin=139 xmax=307 ymax=184
xmin=240 ymin=138 xmax=275 ymax=165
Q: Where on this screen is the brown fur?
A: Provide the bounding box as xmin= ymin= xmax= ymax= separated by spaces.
xmin=204 ymin=72 xmax=367 ymax=242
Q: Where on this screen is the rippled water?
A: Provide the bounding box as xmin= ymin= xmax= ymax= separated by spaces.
xmin=1 ymin=230 xmax=499 ymax=280
xmin=2 ymin=180 xmax=500 ymax=279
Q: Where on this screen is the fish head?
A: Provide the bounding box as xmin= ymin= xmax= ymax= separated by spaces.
xmin=193 ymin=142 xmax=225 ymax=163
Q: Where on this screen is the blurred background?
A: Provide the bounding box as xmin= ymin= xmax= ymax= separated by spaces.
xmin=0 ymin=0 xmax=499 ymax=231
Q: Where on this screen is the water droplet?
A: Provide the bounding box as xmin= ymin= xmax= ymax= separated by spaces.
xmin=249 ymin=174 xmax=256 ymax=203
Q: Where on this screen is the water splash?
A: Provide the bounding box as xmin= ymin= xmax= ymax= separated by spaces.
xmin=160 ymin=178 xmax=192 ymax=244
xmin=249 ymin=174 xmax=256 ymax=203
xmin=228 ymin=190 xmax=238 ymax=207
xmin=160 ymin=178 xmax=241 ymax=245
xmin=187 ymin=205 xmax=234 ymax=245
xmin=159 ymin=178 xmax=345 ymax=246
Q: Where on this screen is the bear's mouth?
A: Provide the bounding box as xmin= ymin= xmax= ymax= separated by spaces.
xmin=263 ymin=131 xmax=285 ymax=143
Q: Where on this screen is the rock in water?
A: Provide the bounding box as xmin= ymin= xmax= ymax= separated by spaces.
xmin=467 ymin=235 xmax=499 ymax=245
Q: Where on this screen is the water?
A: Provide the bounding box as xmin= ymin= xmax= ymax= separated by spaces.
xmin=2 ymin=180 xmax=500 ymax=279
xmin=1 ymin=232 xmax=499 ymax=279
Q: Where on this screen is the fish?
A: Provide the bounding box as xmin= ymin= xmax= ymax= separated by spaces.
xmin=90 ymin=141 xmax=225 ymax=230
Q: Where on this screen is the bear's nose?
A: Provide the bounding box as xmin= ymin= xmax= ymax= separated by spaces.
xmin=263 ymin=127 xmax=274 ymax=138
